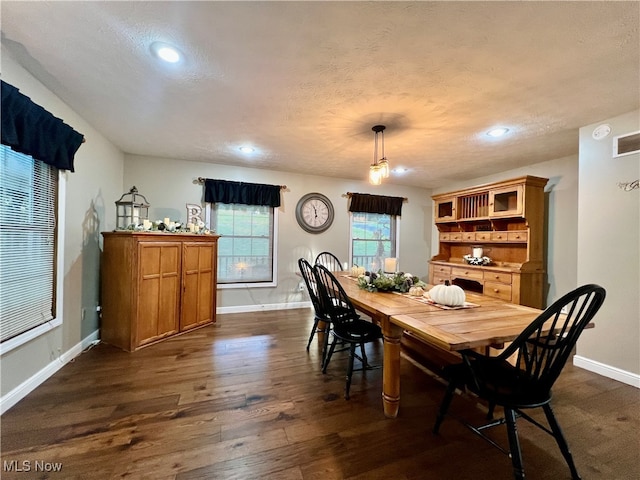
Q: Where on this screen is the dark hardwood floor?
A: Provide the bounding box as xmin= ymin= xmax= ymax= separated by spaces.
xmin=1 ymin=309 xmax=638 ymax=479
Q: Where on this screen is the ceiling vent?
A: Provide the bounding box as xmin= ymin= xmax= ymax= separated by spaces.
xmin=613 ymin=130 xmax=640 ymax=158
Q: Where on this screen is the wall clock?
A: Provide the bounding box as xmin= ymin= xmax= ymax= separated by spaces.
xmin=295 ymin=193 xmax=334 ymax=234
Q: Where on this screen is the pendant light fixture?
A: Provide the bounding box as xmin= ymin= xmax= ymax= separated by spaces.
xmin=369 ymin=125 xmax=390 ymax=185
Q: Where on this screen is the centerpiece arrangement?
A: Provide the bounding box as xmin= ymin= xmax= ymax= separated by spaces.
xmin=463 ymin=254 xmax=492 ymax=266
xmin=126 ymin=218 xmax=211 ymax=234
xmin=463 ymin=246 xmax=491 ymax=266
xmin=356 ymin=270 xmax=426 ymax=293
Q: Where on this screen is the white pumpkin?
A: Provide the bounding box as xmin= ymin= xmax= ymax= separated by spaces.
xmin=351 ymin=265 xmax=366 ymax=277
xmin=428 ymin=281 xmax=466 ymax=307
xmin=408 ymin=286 xmax=425 ymax=297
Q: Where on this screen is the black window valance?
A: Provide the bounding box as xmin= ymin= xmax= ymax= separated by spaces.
xmin=204 ymin=178 xmax=281 ymax=207
xmin=1 ymin=80 xmax=84 ymax=172
xmin=348 ymin=193 xmax=404 ymax=216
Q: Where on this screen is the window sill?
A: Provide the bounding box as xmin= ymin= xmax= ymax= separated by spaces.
xmin=217 ymin=281 xmax=277 ymax=289
xmin=0 ymin=318 xmax=62 ymax=356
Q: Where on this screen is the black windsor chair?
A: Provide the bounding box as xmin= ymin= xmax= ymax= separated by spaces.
xmin=314 ymin=251 xmax=344 ymax=272
xmin=298 ymin=258 xmax=332 ymax=363
xmin=313 ymin=264 xmax=382 ymax=399
xmin=433 ymin=284 xmax=606 ymax=480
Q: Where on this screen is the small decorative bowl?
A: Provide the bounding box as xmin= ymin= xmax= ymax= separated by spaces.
xmin=463 ymin=254 xmax=492 ymax=266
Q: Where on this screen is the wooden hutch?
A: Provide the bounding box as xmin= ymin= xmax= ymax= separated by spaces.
xmin=429 ymin=175 xmax=548 ymax=309
xmin=100 ymin=231 xmax=219 ymax=351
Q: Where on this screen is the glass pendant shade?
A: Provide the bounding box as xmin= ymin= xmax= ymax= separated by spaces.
xmin=369 ymin=125 xmax=390 ymax=184
xmin=369 ymin=164 xmax=383 ymax=185
xmin=378 ymin=157 xmax=390 ymax=178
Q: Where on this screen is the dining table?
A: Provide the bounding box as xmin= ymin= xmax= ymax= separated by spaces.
xmin=334 ymin=274 xmax=546 ymax=418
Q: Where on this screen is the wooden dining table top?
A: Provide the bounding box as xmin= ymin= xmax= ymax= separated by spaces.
xmin=335 ymin=273 xmax=546 ymax=351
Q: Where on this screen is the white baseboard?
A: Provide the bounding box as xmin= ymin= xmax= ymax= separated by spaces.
xmin=0 ymin=329 xmax=100 ymax=415
xmin=573 ymin=355 xmax=640 ymax=388
xmin=217 ymin=301 xmax=312 ymax=314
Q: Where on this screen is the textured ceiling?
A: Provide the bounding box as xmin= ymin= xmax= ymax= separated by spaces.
xmin=1 ymin=1 xmax=639 ymax=188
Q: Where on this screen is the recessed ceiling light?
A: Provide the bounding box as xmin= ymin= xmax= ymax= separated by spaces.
xmin=150 ymin=42 xmax=182 ymax=63
xmin=487 ymin=127 xmax=510 ymax=137
xmin=392 ymin=167 xmax=409 ymax=174
xmin=239 ymin=146 xmax=255 ymax=153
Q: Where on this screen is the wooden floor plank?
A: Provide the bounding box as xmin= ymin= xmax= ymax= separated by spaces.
xmin=1 ymin=308 xmax=638 ymax=479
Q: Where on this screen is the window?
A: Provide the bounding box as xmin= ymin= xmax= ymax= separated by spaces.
xmin=208 ymin=203 xmax=277 ymax=286
xmin=0 ymin=145 xmax=62 ymax=349
xmin=350 ymin=212 xmax=398 ymax=272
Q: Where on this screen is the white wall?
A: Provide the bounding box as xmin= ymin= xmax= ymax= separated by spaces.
xmin=1 ymin=50 xmax=125 ymax=410
xmin=575 ymin=111 xmax=639 ymax=383
xmin=124 ymin=154 xmax=433 ymax=311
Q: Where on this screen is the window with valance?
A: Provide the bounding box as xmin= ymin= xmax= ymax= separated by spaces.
xmin=0 ymin=80 xmax=84 ymax=350
xmin=203 ymin=178 xmax=282 ymax=286
xmin=348 ymin=193 xmax=404 ymax=272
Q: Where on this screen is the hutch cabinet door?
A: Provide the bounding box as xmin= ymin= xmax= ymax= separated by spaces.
xmin=180 ymin=242 xmax=217 ymax=331
xmin=137 ymin=242 xmax=181 ymax=345
xmin=488 ymin=185 xmax=524 ymax=218
xmin=434 ymin=196 xmax=457 ymax=223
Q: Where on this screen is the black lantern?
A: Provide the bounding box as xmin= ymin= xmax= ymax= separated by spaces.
xmin=115 ymin=186 xmax=150 ymax=230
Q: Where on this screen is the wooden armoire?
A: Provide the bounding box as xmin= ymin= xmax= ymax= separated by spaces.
xmin=100 ymin=231 xmax=219 ymax=351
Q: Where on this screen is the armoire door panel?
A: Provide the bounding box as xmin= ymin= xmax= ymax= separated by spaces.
xmin=181 ymin=243 xmax=216 ymax=330
xmin=138 ymin=243 xmax=180 ymax=343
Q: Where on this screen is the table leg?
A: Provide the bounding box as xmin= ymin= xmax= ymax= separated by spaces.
xmin=317 ymin=319 xmax=328 ymax=364
xmin=382 ymin=321 xmax=404 ymax=418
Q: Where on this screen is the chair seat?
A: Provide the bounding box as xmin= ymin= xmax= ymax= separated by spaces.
xmin=444 ymin=360 xmax=552 ymax=410
xmin=332 ymin=319 xmax=382 ymax=344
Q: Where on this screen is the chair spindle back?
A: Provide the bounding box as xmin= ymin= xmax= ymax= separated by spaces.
xmin=497 ymin=284 xmax=606 ymax=393
xmin=314 ymin=252 xmax=344 ymax=272
xmin=313 ymin=264 xmax=359 ymax=325
xmin=298 ymin=258 xmax=323 ymax=315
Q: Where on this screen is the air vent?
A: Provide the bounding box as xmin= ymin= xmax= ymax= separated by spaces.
xmin=613 ymin=130 xmax=640 ymax=158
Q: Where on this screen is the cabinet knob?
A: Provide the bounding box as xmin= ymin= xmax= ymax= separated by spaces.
xmin=494 ymin=288 xmax=499 ymax=293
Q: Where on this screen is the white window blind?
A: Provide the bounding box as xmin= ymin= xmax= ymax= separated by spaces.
xmin=0 ymin=145 xmax=58 ymax=343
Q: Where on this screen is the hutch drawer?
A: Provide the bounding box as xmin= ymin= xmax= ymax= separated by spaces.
xmin=507 ymin=231 xmax=528 ymax=242
xmin=483 ymin=282 xmax=513 ymax=302
xmin=484 ymin=271 xmax=512 ymax=285
xmin=451 ymin=266 xmax=484 ymax=282
xmin=432 ymin=264 xmax=452 ymax=276
xmin=490 ymin=231 xmax=508 ymax=242
xmin=432 ymin=274 xmax=450 ymax=286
